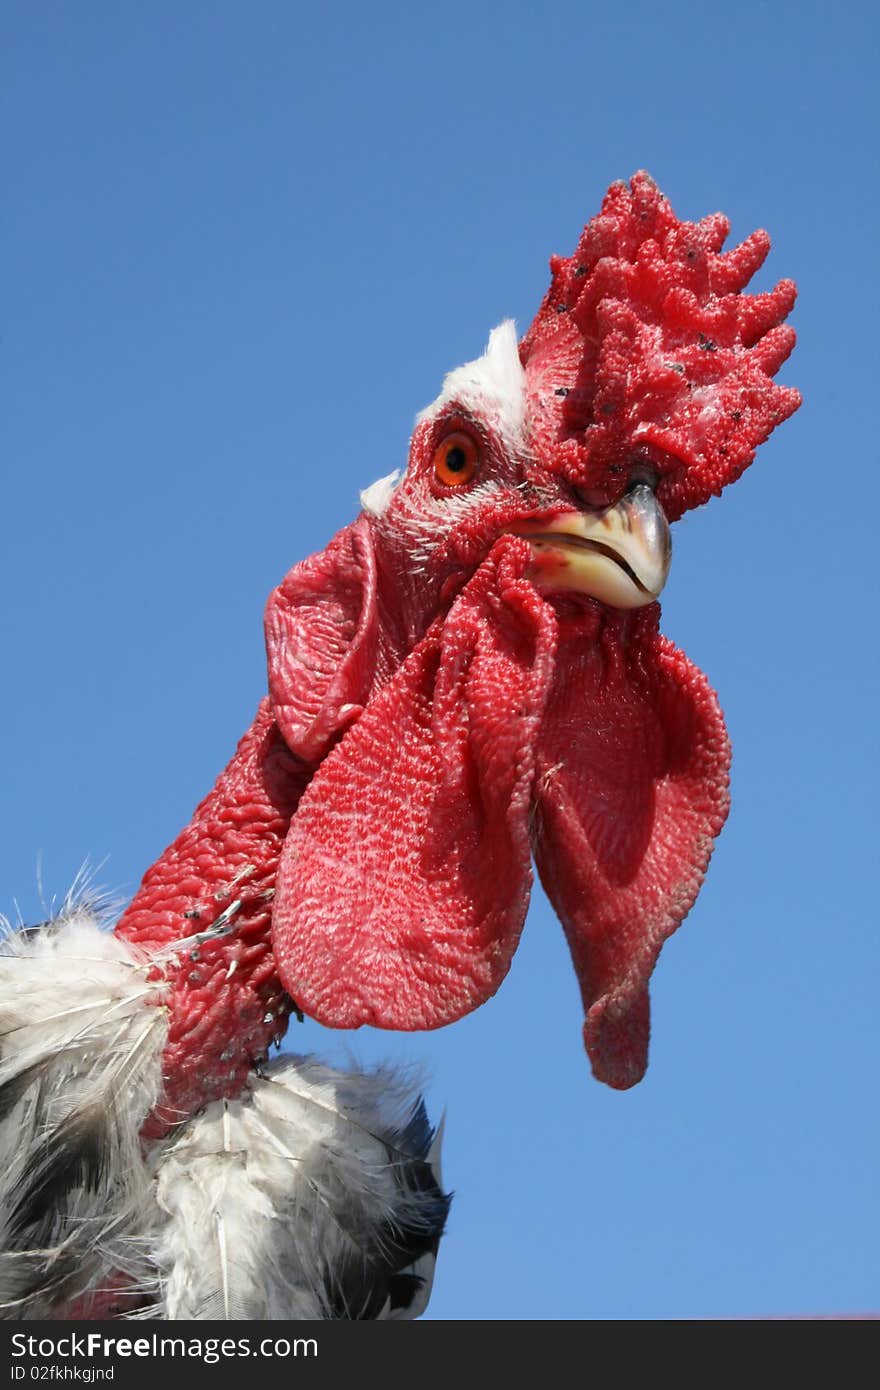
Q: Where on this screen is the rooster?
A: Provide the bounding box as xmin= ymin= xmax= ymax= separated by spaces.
xmin=0 ymin=172 xmax=799 ymax=1320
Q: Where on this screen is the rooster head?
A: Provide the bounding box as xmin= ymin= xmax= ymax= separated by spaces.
xmin=265 ymin=173 xmax=800 ymax=1088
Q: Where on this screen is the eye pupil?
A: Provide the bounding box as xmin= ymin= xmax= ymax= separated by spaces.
xmin=432 ymin=429 xmax=480 ymax=487
xmin=445 ymin=445 xmax=467 ymax=473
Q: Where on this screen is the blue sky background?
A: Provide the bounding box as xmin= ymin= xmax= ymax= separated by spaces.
xmin=3 ymin=2 xmax=877 ymax=1320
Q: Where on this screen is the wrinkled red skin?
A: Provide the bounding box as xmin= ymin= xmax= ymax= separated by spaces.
xmin=115 ymin=705 xmax=310 ymax=1133
xmin=532 ymin=602 xmax=730 ymax=1087
xmin=114 ymin=173 xmax=799 ymax=1130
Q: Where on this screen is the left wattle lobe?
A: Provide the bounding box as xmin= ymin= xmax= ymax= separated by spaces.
xmin=270 ymin=538 xmax=558 ymax=1031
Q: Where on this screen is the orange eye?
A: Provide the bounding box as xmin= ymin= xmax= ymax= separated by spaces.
xmin=432 ymin=431 xmax=480 ymax=487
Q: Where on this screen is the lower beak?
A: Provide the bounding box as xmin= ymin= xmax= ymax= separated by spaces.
xmin=512 ymin=484 xmax=672 ymax=609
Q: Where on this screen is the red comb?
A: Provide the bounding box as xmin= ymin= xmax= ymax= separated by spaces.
xmin=520 ymin=171 xmax=801 ymax=520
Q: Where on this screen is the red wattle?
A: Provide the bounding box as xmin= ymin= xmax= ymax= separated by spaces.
xmin=532 ymin=603 xmax=731 ymax=1088
xmin=270 ymin=539 xmax=558 ymax=1031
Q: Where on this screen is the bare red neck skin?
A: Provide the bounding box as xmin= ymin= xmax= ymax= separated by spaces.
xmin=114 ymin=700 xmax=311 ymax=1137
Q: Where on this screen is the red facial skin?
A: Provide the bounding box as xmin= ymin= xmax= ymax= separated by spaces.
xmin=114 ymin=172 xmax=800 ymax=1128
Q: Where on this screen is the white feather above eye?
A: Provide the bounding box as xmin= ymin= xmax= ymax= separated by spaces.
xmin=417 ymin=319 xmax=526 ymax=448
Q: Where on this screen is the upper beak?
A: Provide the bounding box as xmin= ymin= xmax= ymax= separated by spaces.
xmin=511 ymin=484 xmax=672 ymax=609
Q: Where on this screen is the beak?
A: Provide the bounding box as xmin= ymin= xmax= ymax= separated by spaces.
xmin=512 ymin=484 xmax=672 ymax=609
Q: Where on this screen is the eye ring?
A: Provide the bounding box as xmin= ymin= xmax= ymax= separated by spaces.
xmin=432 ymin=431 xmax=480 ymax=488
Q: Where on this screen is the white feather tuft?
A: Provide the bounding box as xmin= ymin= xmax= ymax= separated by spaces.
xmin=417 ymin=319 xmax=526 ymax=448
xmin=360 ymin=468 xmax=401 ymax=517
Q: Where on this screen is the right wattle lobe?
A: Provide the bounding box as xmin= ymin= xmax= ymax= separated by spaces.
xmin=532 ymin=608 xmax=731 ymax=1089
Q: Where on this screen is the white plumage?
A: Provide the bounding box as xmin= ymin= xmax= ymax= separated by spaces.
xmin=156 ymin=1061 xmax=445 ymax=1321
xmin=0 ymin=905 xmax=448 ymax=1321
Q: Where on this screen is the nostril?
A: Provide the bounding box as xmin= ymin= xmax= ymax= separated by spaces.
xmin=568 ymin=482 xmax=612 ymax=512
xmin=627 ymin=461 xmax=659 ymax=492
